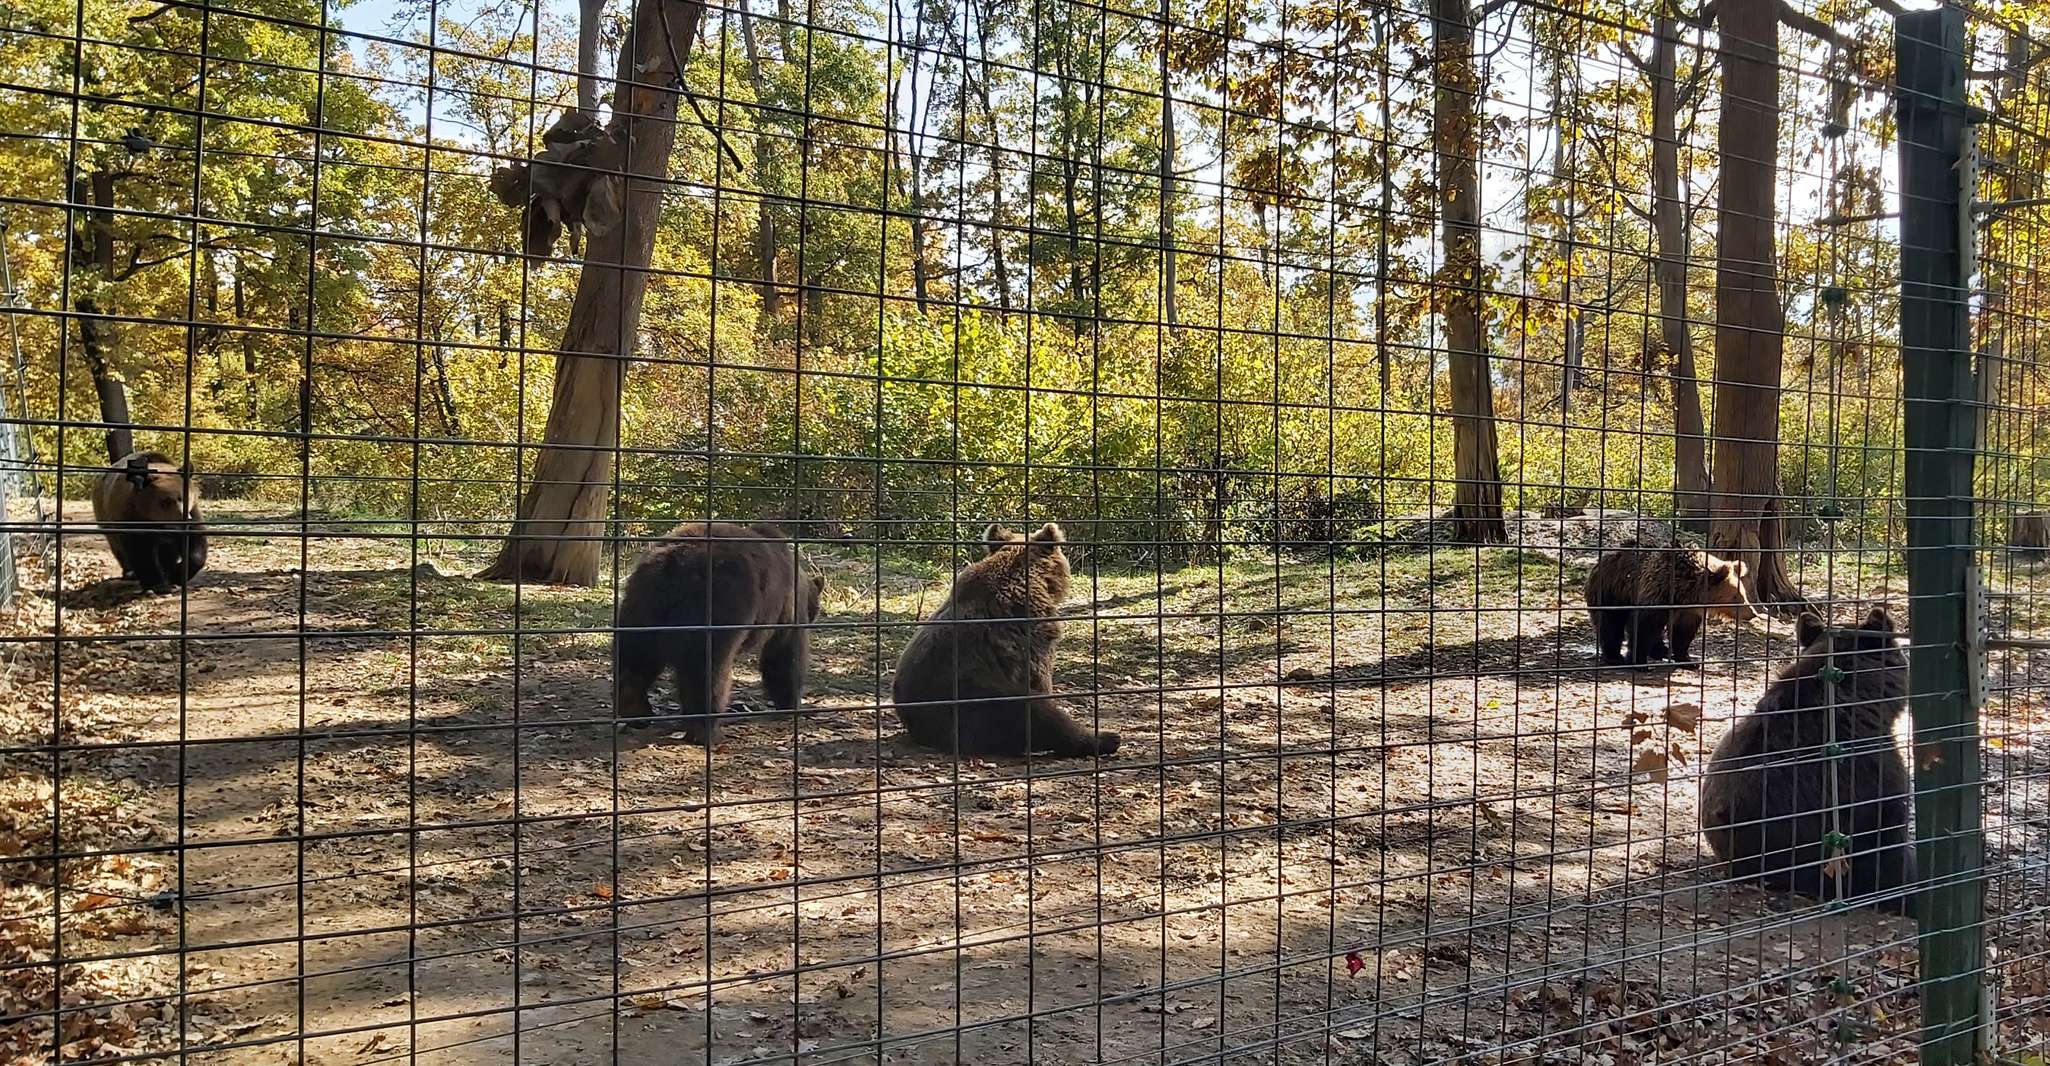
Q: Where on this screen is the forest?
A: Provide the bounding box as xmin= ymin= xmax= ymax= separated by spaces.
xmin=0 ymin=0 xmax=1989 ymax=590
xmin=8 ymin=2 xmax=2050 ymax=1063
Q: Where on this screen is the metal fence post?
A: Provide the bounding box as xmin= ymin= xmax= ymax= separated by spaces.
xmin=1895 ymin=8 xmax=1988 ymax=1066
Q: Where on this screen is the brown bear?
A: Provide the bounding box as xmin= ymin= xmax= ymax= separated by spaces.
xmin=1584 ymin=544 xmax=1755 ymax=667
xmin=1699 ymin=607 xmax=1915 ymax=914
xmin=612 ymin=522 xmax=824 ymax=747
xmin=91 ymin=451 xmax=208 ymax=594
xmin=892 ymin=522 xmax=1118 ymax=758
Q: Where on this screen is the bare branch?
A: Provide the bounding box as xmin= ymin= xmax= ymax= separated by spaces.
xmin=1777 ymin=2 xmax=1851 ymax=50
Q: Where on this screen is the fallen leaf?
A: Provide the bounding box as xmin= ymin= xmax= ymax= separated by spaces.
xmin=1666 ymin=703 xmax=1702 ymax=732
xmin=1632 ymin=747 xmax=1670 ymax=782
xmin=591 ymin=883 xmax=614 ymax=900
xmin=1346 ymin=950 xmax=1365 ymax=977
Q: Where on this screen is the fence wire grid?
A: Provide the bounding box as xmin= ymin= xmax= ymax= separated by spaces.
xmin=0 ymin=0 xmax=2043 ymax=1064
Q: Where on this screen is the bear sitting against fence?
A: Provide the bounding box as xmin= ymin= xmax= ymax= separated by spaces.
xmin=92 ymin=450 xmax=209 ymax=594
xmin=1699 ymin=607 xmax=1915 ymax=915
xmin=1583 ymin=543 xmax=1755 ymax=667
xmin=613 ymin=521 xmax=824 ymax=747
xmin=892 ymin=522 xmax=1119 ymax=758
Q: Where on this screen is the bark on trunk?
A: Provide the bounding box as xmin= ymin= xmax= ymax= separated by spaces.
xmin=1431 ymin=0 xmax=1505 ymax=543
xmin=1653 ymin=13 xmax=1710 ymax=531
xmin=1707 ymin=0 xmax=1801 ymax=605
xmin=966 ymin=0 xmax=1012 ymax=315
xmin=740 ymin=0 xmax=780 ymax=311
xmin=577 ymin=0 xmax=607 ymax=114
xmin=480 ymin=0 xmax=704 ymax=585
xmin=74 ymin=170 xmax=132 ymax=464
xmin=1159 ymin=16 xmax=1178 ymax=329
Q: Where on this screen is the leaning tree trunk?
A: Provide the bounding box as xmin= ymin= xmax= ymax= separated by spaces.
xmin=1652 ymin=12 xmax=1710 ymax=531
xmin=74 ymin=170 xmax=132 ymax=464
xmin=1432 ymin=0 xmax=1506 ymax=543
xmin=480 ymin=0 xmax=703 ymax=585
xmin=1707 ymin=0 xmax=1802 ymax=605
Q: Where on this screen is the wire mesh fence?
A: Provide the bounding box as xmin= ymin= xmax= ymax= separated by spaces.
xmin=0 ymin=0 xmax=2042 ymax=1063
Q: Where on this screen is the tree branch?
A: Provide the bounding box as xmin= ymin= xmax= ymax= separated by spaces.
xmin=1777 ymin=2 xmax=1851 ymax=50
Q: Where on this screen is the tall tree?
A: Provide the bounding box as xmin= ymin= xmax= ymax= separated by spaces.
xmin=740 ymin=0 xmax=781 ymax=310
xmin=577 ymin=0 xmax=607 ymax=114
xmin=1432 ymin=0 xmax=1506 ymax=542
xmin=70 ymin=166 xmax=134 ymax=464
xmin=1707 ymin=0 xmax=1800 ymax=603
xmin=480 ymin=0 xmax=704 ymax=584
xmin=1649 ymin=9 xmax=1710 ymax=529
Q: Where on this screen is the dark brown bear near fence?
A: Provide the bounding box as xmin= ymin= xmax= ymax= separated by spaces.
xmin=90 ymin=450 xmax=208 ymax=595
xmin=1584 ymin=544 xmax=1755 ymax=667
xmin=892 ymin=522 xmax=1120 ymax=758
xmin=612 ymin=521 xmax=824 ymax=746
xmin=2008 ymin=510 xmax=2050 ymax=556
xmin=1699 ymin=607 xmax=1915 ymax=915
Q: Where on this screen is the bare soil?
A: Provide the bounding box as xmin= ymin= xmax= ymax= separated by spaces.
xmin=4 ymin=504 xmax=2047 ymax=1065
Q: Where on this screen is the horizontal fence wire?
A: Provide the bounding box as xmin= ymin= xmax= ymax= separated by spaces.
xmin=0 ymin=0 xmax=2044 ymax=1064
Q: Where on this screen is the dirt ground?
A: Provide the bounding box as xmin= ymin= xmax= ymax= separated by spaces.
xmin=3 ymin=503 xmax=2047 ymax=1066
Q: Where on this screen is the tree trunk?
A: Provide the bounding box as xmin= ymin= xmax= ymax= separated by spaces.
xmin=480 ymin=0 xmax=704 ymax=585
xmin=1653 ymin=12 xmax=1710 ymax=531
xmin=74 ymin=170 xmax=132 ymax=463
xmin=1562 ymin=309 xmax=1581 ymax=415
xmin=577 ymin=0 xmax=607 ymax=114
xmin=1159 ymin=12 xmax=1178 ymax=329
xmin=740 ymin=0 xmax=780 ymax=311
xmin=77 ymin=297 xmax=132 ymax=464
xmin=1431 ymin=0 xmax=1505 ymax=543
xmin=1707 ymin=0 xmax=1800 ymax=605
xmin=964 ymin=0 xmax=1012 ymax=316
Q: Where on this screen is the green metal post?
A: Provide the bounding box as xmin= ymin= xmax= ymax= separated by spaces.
xmin=1895 ymin=8 xmax=1987 ymax=1066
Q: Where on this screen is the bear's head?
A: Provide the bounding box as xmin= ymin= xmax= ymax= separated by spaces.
xmin=982 ymin=522 xmax=1066 ymax=555
xmin=1692 ymin=552 xmax=1758 ymax=621
xmin=800 ymin=565 xmax=826 ymax=624
xmin=1789 ymin=606 xmax=1907 ymax=704
xmin=124 ymin=460 xmax=202 ymax=524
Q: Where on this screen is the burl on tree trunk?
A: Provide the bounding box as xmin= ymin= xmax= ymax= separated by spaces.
xmin=1707 ymin=0 xmax=1803 ymax=607
xmin=480 ymin=0 xmax=704 ymax=585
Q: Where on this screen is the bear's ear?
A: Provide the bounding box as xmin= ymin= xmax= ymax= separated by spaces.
xmin=981 ymin=524 xmax=1017 ymax=554
xmin=1858 ymin=606 xmax=1895 ymax=647
xmin=1796 ymin=612 xmax=1826 ymax=647
xmin=1029 ymin=522 xmax=1066 ymax=544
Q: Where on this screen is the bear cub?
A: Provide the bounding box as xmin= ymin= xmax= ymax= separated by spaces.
xmin=613 ymin=522 xmax=824 ymax=747
xmin=892 ymin=522 xmax=1119 ymax=758
xmin=92 ymin=450 xmax=209 ymax=594
xmin=1584 ymin=544 xmax=1754 ymax=667
xmin=1699 ymin=607 xmax=1915 ymax=914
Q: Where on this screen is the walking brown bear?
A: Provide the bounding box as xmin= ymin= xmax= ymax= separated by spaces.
xmin=891 ymin=522 xmax=1119 ymax=758
xmin=91 ymin=451 xmax=208 ymax=594
xmin=1699 ymin=607 xmax=1915 ymax=915
xmin=613 ymin=522 xmax=824 ymax=747
xmin=1583 ymin=544 xmax=1755 ymax=666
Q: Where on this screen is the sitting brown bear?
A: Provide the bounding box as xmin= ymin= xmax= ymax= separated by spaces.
xmin=892 ymin=523 xmax=1118 ymax=758
xmin=1699 ymin=607 xmax=1915 ymax=914
xmin=1584 ymin=544 xmax=1755 ymax=667
xmin=613 ymin=522 xmax=824 ymax=746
